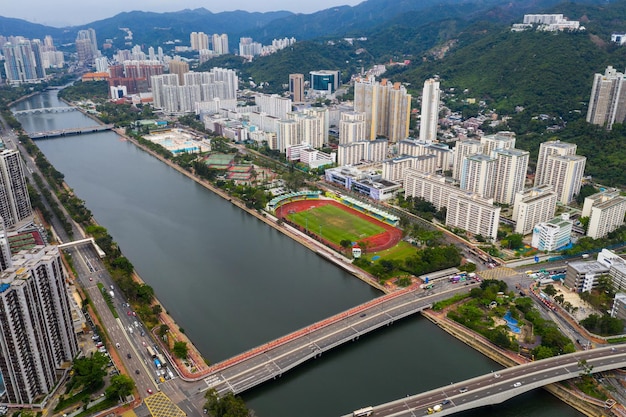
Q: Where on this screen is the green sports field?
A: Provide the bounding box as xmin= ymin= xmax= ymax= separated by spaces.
xmin=286 ymin=204 xmax=385 ymax=245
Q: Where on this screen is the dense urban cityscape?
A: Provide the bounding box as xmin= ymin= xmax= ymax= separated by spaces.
xmin=0 ymin=1 xmax=625 ymax=417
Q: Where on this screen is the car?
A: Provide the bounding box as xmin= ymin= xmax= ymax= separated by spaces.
xmin=142 ymin=341 xmax=147 ymax=346
xmin=494 ymin=373 xmax=501 ymax=378
xmin=442 ymin=400 xmax=450 ymax=405
xmin=513 ymin=382 xmax=522 ymax=388
xmin=359 ymin=313 xmax=366 ymax=318
xmin=127 ymin=353 xmax=131 ymax=359
xmin=135 ymin=369 xmax=140 ymax=375
xmin=127 ymin=311 xmax=131 ymax=316
xmin=147 ymin=389 xmax=153 ymax=395
xmin=132 ymin=311 xmax=137 ymax=316
xmin=459 ymin=387 xmax=468 ymax=393
xmin=89 ymin=277 xmax=93 ymax=281
xmin=115 ymin=343 xmax=120 ymax=348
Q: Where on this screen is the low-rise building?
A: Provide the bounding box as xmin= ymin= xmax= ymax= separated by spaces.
xmin=531 ymin=213 xmax=572 ymax=252
xmin=564 ymin=260 xmax=610 ymax=292
xmin=610 ymin=293 xmax=626 ymax=321
xmin=325 ymin=165 xmax=401 ymax=201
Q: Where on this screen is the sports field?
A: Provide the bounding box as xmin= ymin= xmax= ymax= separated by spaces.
xmin=286 ymin=203 xmax=385 ymax=246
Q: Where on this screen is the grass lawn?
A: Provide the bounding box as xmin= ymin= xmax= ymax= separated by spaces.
xmin=364 ymin=241 xmax=415 ymax=259
xmin=287 ymin=204 xmax=385 ymax=246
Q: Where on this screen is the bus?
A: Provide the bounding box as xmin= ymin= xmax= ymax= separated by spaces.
xmin=146 ymin=346 xmax=156 ymax=358
xmin=353 ymin=407 xmax=373 ymax=417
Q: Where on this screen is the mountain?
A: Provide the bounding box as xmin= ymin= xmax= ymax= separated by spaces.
xmin=79 ymin=9 xmax=293 ymax=50
xmin=0 ymin=16 xmax=65 ymax=40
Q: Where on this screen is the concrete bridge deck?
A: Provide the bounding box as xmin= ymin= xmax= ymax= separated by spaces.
xmin=30 ymin=124 xmax=114 ymax=139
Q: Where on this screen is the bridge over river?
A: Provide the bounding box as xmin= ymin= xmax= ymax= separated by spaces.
xmin=189 ymin=285 xmax=476 ymax=395
xmin=12 ymin=106 xmax=78 ymax=115
xmin=343 ymin=345 xmax=626 ymax=417
xmin=29 ymin=124 xmax=114 ymax=139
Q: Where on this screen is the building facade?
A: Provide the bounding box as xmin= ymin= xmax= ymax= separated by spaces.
xmin=419 ymin=78 xmax=440 ymax=142
xmin=0 ymin=245 xmax=79 ymax=404
xmin=512 ymin=185 xmax=557 ymax=235
xmin=582 ymin=190 xmax=626 ymax=239
xmin=586 ymin=66 xmax=626 ymax=130
xmin=0 ymin=149 xmax=32 ymax=229
xmin=531 ymin=213 xmax=573 ymax=251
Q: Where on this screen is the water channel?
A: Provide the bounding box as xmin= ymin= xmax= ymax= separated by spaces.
xmin=13 ymin=91 xmax=583 ymax=417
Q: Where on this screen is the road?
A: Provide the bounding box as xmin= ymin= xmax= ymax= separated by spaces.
xmin=349 ymin=345 xmax=626 ymax=417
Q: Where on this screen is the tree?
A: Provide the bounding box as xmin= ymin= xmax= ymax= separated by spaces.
xmin=204 ymin=389 xmax=249 ymax=417
xmin=173 ymin=341 xmax=189 ymax=359
xmin=543 ymin=285 xmax=557 ymax=297
xmin=106 ymin=374 xmax=135 ymax=400
xmin=152 ymin=304 xmax=163 ymax=315
xmin=533 ymin=345 xmax=554 ymax=360
xmin=72 ymin=352 xmax=109 ymax=391
xmin=158 ymin=324 xmax=169 ymax=337
xmin=340 ymin=239 xmax=352 ymax=253
xmin=505 ymin=233 xmax=524 ymax=250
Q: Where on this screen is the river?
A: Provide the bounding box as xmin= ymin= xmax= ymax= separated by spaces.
xmin=12 ymin=91 xmax=583 ymax=417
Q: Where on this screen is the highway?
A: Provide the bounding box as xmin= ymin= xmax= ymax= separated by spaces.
xmin=344 ymin=345 xmax=626 ymax=417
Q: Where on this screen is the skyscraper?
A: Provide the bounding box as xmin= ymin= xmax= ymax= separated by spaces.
xmin=0 ymin=149 xmax=32 ymax=228
xmin=212 ymin=34 xmax=229 ymax=55
xmin=543 ymin=154 xmax=587 ymax=204
xmin=354 ymin=78 xmax=411 ymax=142
xmin=2 ymin=41 xmax=46 ymax=85
xmin=289 ymin=73 xmax=304 ymax=102
xmin=452 ymin=139 xmax=483 ymax=180
xmin=190 ymin=32 xmax=209 ymax=51
xmin=419 ymin=78 xmax=440 ymax=142
xmin=75 ymin=29 xmax=99 ymax=64
xmin=339 ymin=112 xmax=367 ymax=144
xmin=586 ymin=65 xmax=626 ymax=130
xmin=169 ymin=60 xmax=189 ymax=85
xmin=460 ymin=154 xmax=496 ymax=198
xmin=492 ymin=148 xmax=529 ymax=205
xmin=0 ymin=245 xmax=79 ymax=404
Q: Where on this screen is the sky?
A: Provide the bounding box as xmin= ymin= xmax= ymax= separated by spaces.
xmin=2 ymin=0 xmax=364 ymax=28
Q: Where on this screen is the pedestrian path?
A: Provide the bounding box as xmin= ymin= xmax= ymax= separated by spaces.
xmin=479 ymin=266 xmax=518 ymax=280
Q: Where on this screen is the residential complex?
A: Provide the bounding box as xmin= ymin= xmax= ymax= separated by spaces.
xmin=354 ymin=77 xmax=411 ymax=142
xmin=0 ymin=245 xmax=79 ymax=404
xmin=512 ymin=185 xmax=557 ymax=235
xmin=533 ymin=141 xmax=585 ymax=204
xmin=2 ymin=40 xmax=46 ymax=85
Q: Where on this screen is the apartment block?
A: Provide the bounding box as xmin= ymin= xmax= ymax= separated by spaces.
xmin=446 ymin=193 xmax=500 ymax=241
xmin=586 ymin=66 xmax=626 ymax=130
xmin=339 ymin=111 xmax=367 ymax=144
xmin=460 ymin=154 xmax=496 ymax=198
xmin=452 ymin=139 xmax=483 ymax=180
xmin=0 ymin=149 xmax=32 ymax=229
xmin=419 ymin=78 xmax=440 ymax=142
xmin=512 ymin=185 xmax=557 ymax=235
xmin=582 ymin=190 xmax=626 ymax=239
xmin=534 ymin=141 xmax=577 ymax=188
xmin=492 ymin=148 xmax=529 ymax=205
xmin=337 ymin=139 xmax=388 ymax=166
xmin=0 ymin=246 xmax=79 ymax=404
xmin=480 ymin=131 xmax=516 ymax=157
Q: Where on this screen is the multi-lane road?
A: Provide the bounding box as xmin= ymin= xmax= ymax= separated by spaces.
xmin=347 ymin=345 xmax=626 ymax=417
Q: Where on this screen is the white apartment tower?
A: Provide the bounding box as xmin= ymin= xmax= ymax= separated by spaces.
xmin=512 ymin=185 xmax=558 ymax=235
xmin=0 ymin=149 xmax=32 ymax=228
xmin=582 ymin=190 xmax=626 ymax=239
xmin=460 ymin=154 xmax=496 ymax=198
xmin=212 ymin=34 xmax=229 ymax=55
xmin=543 ymin=154 xmax=586 ymax=204
xmin=419 ymin=78 xmax=440 ymax=142
xmin=255 ymin=94 xmax=292 ymax=119
xmin=492 ymin=148 xmax=529 ymax=205
xmin=480 ymin=131 xmax=516 ymax=157
xmin=190 ymin=32 xmax=209 ymax=51
xmin=354 ymin=78 xmax=411 ymax=142
xmin=586 ymin=66 xmax=626 ymax=130
xmin=339 ymin=112 xmax=367 ymax=144
xmin=0 ymin=245 xmax=79 ymax=404
xmin=534 ymin=140 xmax=578 ymax=186
xmin=452 ymin=139 xmax=483 ymax=180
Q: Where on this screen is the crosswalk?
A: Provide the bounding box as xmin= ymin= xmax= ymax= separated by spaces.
xmin=479 ymin=267 xmax=519 ymax=280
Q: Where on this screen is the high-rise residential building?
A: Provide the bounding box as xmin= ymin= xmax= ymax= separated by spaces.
xmin=0 ymin=245 xmax=79 ymax=404
xmin=169 ymin=60 xmax=189 ymax=85
xmin=404 ymin=169 xmax=500 ymax=240
xmin=534 ymin=140 xmax=577 ymax=187
xmin=542 ymin=154 xmax=586 ymax=204
xmin=398 ymin=138 xmax=432 ymax=157
xmin=492 ymin=148 xmax=529 ymax=205
xmin=512 ymin=184 xmax=557 ymax=235
xmin=582 ymin=190 xmax=626 ymax=239
xmin=75 ymin=28 xmax=99 ymax=64
xmin=190 ymin=32 xmax=209 ymax=51
xmin=452 ymin=139 xmax=483 ymax=180
xmin=339 ymin=111 xmax=366 ymax=144
xmin=460 ymin=154 xmax=496 ymax=198
xmin=354 ymin=78 xmax=411 ymax=142
xmin=419 ymin=78 xmax=440 ymax=142
xmin=94 ymin=56 xmax=109 ymax=73
xmin=337 ymin=139 xmax=388 ymax=165
xmin=0 ymin=149 xmax=32 ymax=228
xmin=586 ymin=65 xmax=626 ymax=130
xmin=480 ymin=131 xmax=516 ymax=157
xmin=3 ymin=41 xmax=46 ymax=85
xmin=212 ymin=34 xmax=229 ymax=55
xmin=289 ymin=73 xmax=305 ymax=102
xmin=254 ymin=94 xmax=292 ymax=119
xmin=0 ymin=218 xmax=13 ymax=272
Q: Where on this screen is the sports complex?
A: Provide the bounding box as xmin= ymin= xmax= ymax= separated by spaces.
xmin=268 ymin=191 xmax=402 ymax=253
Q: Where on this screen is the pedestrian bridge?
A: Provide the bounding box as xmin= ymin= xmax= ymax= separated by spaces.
xmin=343 ymin=345 xmax=626 ymax=417
xmin=13 ymin=106 xmax=77 ymax=115
xmin=193 ymin=285 xmax=468 ymax=395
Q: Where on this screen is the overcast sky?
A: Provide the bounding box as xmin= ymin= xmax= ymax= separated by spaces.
xmin=2 ymin=0 xmax=364 ymax=28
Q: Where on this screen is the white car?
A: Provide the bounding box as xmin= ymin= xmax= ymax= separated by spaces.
xmin=513 ymin=382 xmax=522 ymax=388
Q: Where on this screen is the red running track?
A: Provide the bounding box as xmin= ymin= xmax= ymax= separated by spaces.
xmin=275 ymin=199 xmax=402 ymax=253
